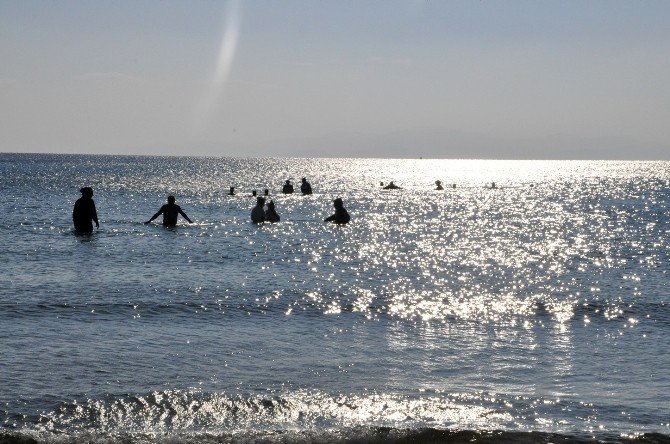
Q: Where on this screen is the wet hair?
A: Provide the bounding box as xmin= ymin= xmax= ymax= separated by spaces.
xmin=267 ymin=200 xmax=275 ymax=208
xmin=80 ymin=187 xmax=93 ymax=198
xmin=168 ymin=195 xmax=175 ymax=204
xmin=257 ymin=197 xmax=266 ymax=206
xmin=333 ymin=198 xmax=343 ymax=207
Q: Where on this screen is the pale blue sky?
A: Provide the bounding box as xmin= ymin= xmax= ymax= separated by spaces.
xmin=2 ymin=1 xmax=669 ymax=158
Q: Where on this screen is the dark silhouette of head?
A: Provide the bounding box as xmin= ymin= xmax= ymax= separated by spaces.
xmin=80 ymin=187 xmax=93 ymax=198
xmin=435 ymin=180 xmax=441 ymax=186
xmin=167 ymin=195 xmax=175 ymax=204
xmin=267 ymin=200 xmax=275 ymax=210
xmin=264 ymin=189 xmax=269 ymax=196
xmin=252 ymin=190 xmax=257 ymax=196
xmin=333 ymin=198 xmax=344 ymax=209
xmin=302 ymin=178 xmax=307 ymax=183
xmin=256 ymin=196 xmax=266 ymax=207
xmin=285 ymin=180 xmax=291 ymax=185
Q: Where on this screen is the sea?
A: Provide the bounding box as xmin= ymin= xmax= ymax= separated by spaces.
xmin=0 ymin=153 xmax=668 ymax=443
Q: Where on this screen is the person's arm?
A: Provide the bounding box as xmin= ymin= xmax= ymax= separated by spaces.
xmin=91 ymin=201 xmax=99 ymax=228
xmin=324 ymin=214 xmax=335 ymax=222
xmin=179 ymin=209 xmax=193 ymax=223
xmin=145 ymin=207 xmax=163 ymax=224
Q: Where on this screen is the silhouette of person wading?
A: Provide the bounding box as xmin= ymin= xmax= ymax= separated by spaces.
xmin=300 ymin=178 xmax=313 ymax=195
xmin=282 ymin=180 xmax=294 ymax=194
xmin=324 ymin=198 xmax=350 ymax=225
xmin=145 ymin=195 xmax=193 ymax=226
xmin=251 ymin=196 xmax=266 ymax=224
xmin=265 ymin=200 xmax=280 ymax=223
xmin=73 ymin=186 xmax=99 ymax=233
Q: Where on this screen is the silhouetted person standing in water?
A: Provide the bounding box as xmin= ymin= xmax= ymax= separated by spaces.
xmin=383 ymin=181 xmax=402 ymax=190
xmin=251 ymin=197 xmax=266 ymax=224
xmin=73 ymin=187 xmax=99 ymax=233
xmin=324 ymin=198 xmax=350 ymax=225
xmin=282 ymin=180 xmax=294 ymax=194
xmin=145 ymin=195 xmax=193 ymax=226
xmin=300 ymin=178 xmax=313 ymax=195
xmin=265 ymin=200 xmax=280 ymax=223
xmin=228 ymin=187 xmax=235 ymax=196
xmin=435 ymin=180 xmax=444 ymax=190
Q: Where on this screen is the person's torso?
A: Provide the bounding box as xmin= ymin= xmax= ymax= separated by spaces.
xmin=162 ymin=204 xmax=180 ymax=226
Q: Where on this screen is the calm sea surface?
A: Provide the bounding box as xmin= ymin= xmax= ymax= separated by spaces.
xmin=0 ymin=154 xmax=669 ymax=443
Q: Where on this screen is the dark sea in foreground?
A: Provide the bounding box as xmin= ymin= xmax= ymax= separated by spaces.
xmin=0 ymin=153 xmax=669 ymax=443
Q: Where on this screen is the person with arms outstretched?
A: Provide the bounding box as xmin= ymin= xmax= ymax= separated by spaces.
xmin=145 ymin=195 xmax=193 ymax=226
xmin=73 ymin=186 xmax=99 ymax=233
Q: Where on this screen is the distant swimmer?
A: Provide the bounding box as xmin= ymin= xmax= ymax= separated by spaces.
xmin=265 ymin=200 xmax=280 ymax=223
xmin=435 ymin=180 xmax=444 ymax=190
xmin=252 ymin=190 xmax=257 ymax=197
xmin=228 ymin=186 xmax=235 ymax=196
xmin=251 ymin=196 xmax=266 ymax=224
xmin=282 ymin=180 xmax=294 ymax=194
xmin=72 ymin=186 xmax=99 ymax=233
xmin=489 ymin=182 xmax=497 ymax=189
xmin=380 ymin=181 xmax=384 ymax=187
xmin=383 ymin=181 xmax=402 ymax=190
xmin=324 ymin=198 xmax=350 ymax=225
xmin=300 ymin=178 xmax=313 ymax=195
xmin=145 ymin=195 xmax=193 ymax=227
xmin=452 ymin=183 xmax=457 ymax=189
xmin=264 ymin=189 xmax=269 ymax=196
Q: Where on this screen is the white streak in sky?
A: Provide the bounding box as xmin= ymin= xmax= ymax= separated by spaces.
xmin=192 ymin=0 xmax=241 ymax=135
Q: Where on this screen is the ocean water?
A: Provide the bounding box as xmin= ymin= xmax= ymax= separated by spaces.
xmin=0 ymin=153 xmax=669 ymax=443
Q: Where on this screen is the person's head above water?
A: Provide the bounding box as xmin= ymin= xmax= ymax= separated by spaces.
xmin=285 ymin=180 xmax=291 ymax=184
xmin=302 ymin=178 xmax=307 ymax=183
xmin=267 ymin=200 xmax=275 ymax=209
xmin=167 ymin=195 xmax=175 ymax=204
xmin=333 ymin=197 xmax=344 ymax=209
xmin=256 ymin=196 xmax=266 ymax=207
xmin=435 ymin=180 xmax=441 ymax=186
xmin=80 ymin=187 xmax=93 ymax=198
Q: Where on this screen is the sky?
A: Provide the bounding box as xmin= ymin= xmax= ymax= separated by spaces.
xmin=1 ymin=0 xmax=670 ymax=159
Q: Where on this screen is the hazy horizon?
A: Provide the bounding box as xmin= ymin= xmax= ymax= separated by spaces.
xmin=2 ymin=1 xmax=670 ymax=159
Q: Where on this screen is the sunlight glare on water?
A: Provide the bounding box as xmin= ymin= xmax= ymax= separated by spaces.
xmin=0 ymin=155 xmax=669 ymax=441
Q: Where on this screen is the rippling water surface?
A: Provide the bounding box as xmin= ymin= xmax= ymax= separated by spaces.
xmin=1 ymin=154 xmax=669 ymax=443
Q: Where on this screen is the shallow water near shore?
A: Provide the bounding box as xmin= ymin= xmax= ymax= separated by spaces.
xmin=1 ymin=154 xmax=669 ymax=443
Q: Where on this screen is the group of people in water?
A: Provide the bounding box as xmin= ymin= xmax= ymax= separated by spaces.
xmin=71 ymin=177 xmax=347 ymax=233
xmin=73 ymin=177 xmax=476 ymax=233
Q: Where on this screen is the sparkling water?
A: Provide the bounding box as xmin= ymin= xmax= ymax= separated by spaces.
xmin=1 ymin=154 xmax=668 ymax=442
